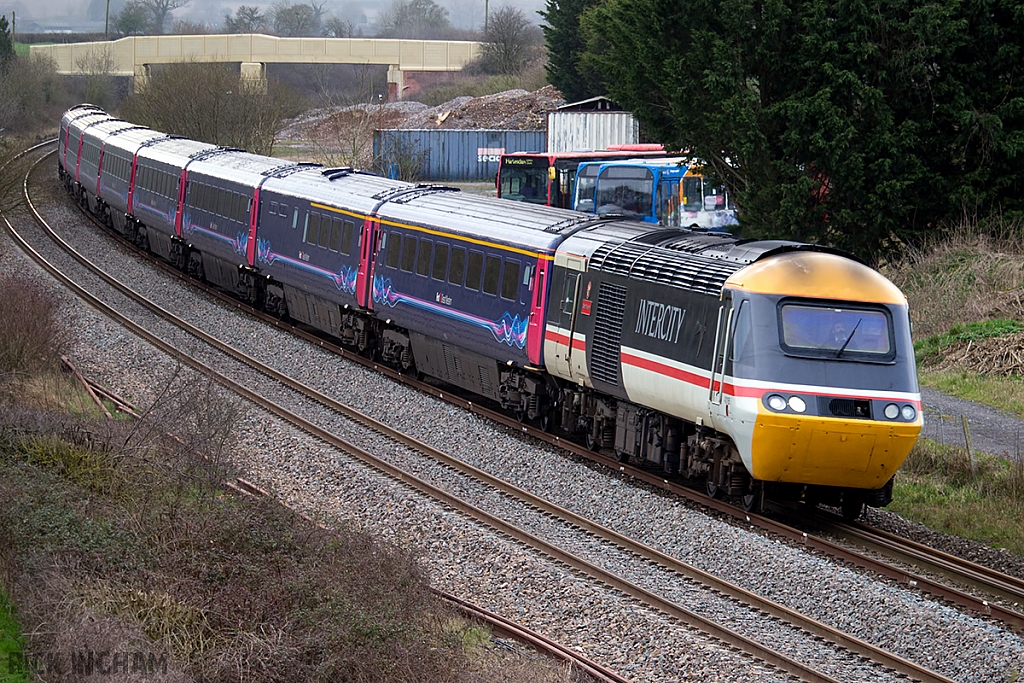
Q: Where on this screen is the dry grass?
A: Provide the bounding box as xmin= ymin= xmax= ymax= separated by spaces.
xmin=891 ymin=439 xmax=1024 ymax=555
xmin=0 ymin=367 xmax=578 ymax=683
xmin=0 ymin=274 xmax=70 ymax=374
xmin=882 ymin=218 xmax=1024 ymax=339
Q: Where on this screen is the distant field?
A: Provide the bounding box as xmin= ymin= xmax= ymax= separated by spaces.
xmin=13 ymin=43 xmax=33 ymax=58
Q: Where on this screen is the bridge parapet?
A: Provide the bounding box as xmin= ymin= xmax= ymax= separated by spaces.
xmin=31 ymin=34 xmax=483 ymax=99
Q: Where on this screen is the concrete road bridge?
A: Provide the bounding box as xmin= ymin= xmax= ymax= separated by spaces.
xmin=30 ymin=34 xmax=483 ymax=99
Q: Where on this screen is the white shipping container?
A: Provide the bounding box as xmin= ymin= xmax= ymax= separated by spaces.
xmin=546 ymin=111 xmax=640 ymax=153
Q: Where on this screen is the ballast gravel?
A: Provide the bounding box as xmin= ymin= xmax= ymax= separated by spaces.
xmin=7 ymin=174 xmax=1024 ymax=682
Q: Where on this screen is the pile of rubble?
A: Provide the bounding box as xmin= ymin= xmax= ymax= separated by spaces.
xmin=278 ymin=85 xmax=564 ymax=142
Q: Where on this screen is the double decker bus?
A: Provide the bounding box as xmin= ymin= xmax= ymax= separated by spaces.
xmin=496 ymin=145 xmax=667 ymax=209
xmin=572 ymin=157 xmax=739 ymax=231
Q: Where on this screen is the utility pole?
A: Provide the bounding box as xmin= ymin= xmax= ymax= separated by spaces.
xmin=105 ymin=0 xmax=110 ymax=38
xmin=484 ymin=0 xmax=488 ymax=34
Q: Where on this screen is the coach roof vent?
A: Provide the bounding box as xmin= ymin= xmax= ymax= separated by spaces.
xmin=263 ymin=162 xmax=320 ymax=178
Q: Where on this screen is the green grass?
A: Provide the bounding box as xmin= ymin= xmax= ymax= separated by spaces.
xmin=913 ymin=318 xmax=1024 ymax=418
xmin=914 ymin=318 xmax=1024 ymax=364
xmin=918 ymin=371 xmax=1024 ymax=418
xmin=0 ymin=591 xmax=28 ymax=683
xmin=13 ymin=43 xmax=31 ymax=58
xmin=890 ymin=439 xmax=1024 ymax=555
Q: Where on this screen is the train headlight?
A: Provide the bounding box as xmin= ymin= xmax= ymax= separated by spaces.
xmin=884 ymin=403 xmax=900 ymax=420
xmin=767 ymin=395 xmax=787 ymax=412
xmin=901 ymin=405 xmax=917 ymax=421
xmin=788 ymin=396 xmax=807 ymax=413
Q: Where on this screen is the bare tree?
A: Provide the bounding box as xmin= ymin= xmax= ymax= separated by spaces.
xmin=121 ymin=61 xmax=299 ymax=155
xmin=480 ymin=7 xmax=541 ymax=79
xmin=224 ymin=5 xmax=266 ymax=33
xmin=74 ymin=45 xmax=118 ymax=109
xmin=112 ymin=0 xmax=153 ymax=36
xmin=271 ymin=2 xmax=321 ymax=36
xmin=322 ymin=15 xmax=354 ymax=38
xmin=140 ymin=0 xmax=190 ymax=34
xmin=171 ymin=19 xmax=209 ymax=34
xmin=377 ymin=0 xmax=452 ymax=39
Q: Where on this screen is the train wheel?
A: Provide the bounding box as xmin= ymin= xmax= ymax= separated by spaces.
xmin=539 ymin=410 xmax=553 ymax=433
xmin=741 ymin=481 xmax=762 ymax=512
xmin=841 ymin=497 xmax=864 ymax=521
xmin=706 ymin=472 xmax=722 ymax=499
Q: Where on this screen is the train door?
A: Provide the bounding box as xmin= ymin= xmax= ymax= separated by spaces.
xmin=356 ymin=216 xmax=378 ymax=309
xmin=526 ymin=257 xmax=549 ymax=366
xmin=708 ymin=294 xmax=735 ymax=428
xmin=548 ymin=256 xmax=584 ymax=380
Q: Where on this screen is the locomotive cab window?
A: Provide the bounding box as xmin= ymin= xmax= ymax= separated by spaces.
xmin=731 ymin=300 xmax=752 ymax=363
xmin=561 ymin=271 xmax=579 ymax=315
xmin=779 ymin=302 xmax=894 ymax=360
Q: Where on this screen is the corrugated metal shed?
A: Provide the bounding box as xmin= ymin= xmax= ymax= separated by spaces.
xmin=373 ymin=129 xmax=547 ymax=181
xmin=546 ymin=111 xmax=640 ymax=153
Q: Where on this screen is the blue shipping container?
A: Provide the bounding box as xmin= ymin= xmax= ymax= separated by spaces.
xmin=373 ymin=129 xmax=547 ymax=182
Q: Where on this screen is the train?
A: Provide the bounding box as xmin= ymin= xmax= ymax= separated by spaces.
xmin=58 ymin=104 xmax=922 ymax=519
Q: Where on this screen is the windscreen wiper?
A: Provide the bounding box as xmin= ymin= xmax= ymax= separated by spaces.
xmin=836 ymin=318 xmax=863 ymax=357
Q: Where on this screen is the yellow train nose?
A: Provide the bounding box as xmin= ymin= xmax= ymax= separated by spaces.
xmin=750 ymin=410 xmax=921 ymax=489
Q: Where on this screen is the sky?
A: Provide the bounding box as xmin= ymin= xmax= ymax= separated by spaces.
xmin=5 ymin=0 xmax=549 ymax=33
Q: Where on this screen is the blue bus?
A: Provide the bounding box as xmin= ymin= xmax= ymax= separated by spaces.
xmin=572 ymin=158 xmax=738 ymax=230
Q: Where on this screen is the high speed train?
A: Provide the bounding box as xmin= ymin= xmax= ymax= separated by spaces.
xmin=59 ymin=104 xmax=922 ymax=518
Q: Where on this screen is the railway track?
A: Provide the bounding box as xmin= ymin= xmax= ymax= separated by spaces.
xmin=10 ymin=141 xmax=1022 ymax=681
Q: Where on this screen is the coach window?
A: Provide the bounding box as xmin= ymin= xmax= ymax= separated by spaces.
xmin=318 ymin=216 xmax=331 ymax=249
xmin=307 ymin=213 xmax=321 ymax=246
xmin=483 ymin=255 xmax=501 ymax=296
xmin=521 ymin=264 xmax=533 ymax=304
xmin=465 ymin=251 xmax=483 ymax=291
xmin=448 ymin=247 xmax=466 ymax=286
xmin=432 ymin=243 xmax=449 ymax=281
xmin=386 ymin=232 xmax=401 ymax=268
xmin=328 ymin=218 xmax=341 ymax=252
xmin=401 ymin=235 xmax=417 ymax=272
xmin=417 ymin=239 xmax=433 ymax=276
xmin=500 ymin=260 xmax=520 ymax=300
xmin=291 ymin=208 xmax=298 ymax=229
xmin=341 ymin=220 xmax=354 ymax=255
xmin=270 ymin=201 xmax=279 ymax=215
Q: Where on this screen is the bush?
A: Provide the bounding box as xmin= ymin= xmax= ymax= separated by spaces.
xmin=0 ymin=275 xmax=68 ymax=374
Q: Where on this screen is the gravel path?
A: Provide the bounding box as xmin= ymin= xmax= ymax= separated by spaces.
xmin=6 ymin=172 xmax=1024 ymax=682
xmin=920 ymin=386 xmax=1024 ymax=458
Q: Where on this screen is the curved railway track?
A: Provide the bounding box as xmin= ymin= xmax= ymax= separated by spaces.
xmin=8 ymin=140 xmax=1022 ymax=681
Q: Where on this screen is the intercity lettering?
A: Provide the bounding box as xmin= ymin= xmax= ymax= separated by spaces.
xmin=635 ymin=298 xmax=686 ymax=344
